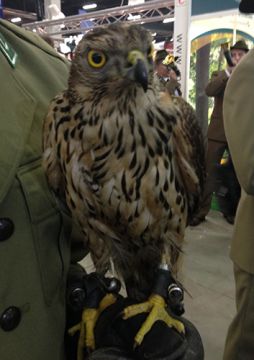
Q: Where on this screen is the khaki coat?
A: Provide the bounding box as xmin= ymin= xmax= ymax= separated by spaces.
xmin=0 ymin=19 xmax=76 ymax=360
xmin=223 ymin=47 xmax=254 ymax=274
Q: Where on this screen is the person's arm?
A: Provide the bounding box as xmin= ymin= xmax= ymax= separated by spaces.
xmin=205 ymin=70 xmax=229 ymax=97
xmin=223 ymin=48 xmax=254 ymax=195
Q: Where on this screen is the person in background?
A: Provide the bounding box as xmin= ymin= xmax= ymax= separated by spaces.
xmin=0 ymin=19 xmax=86 ymax=360
xmin=154 ymin=50 xmax=182 ymax=96
xmin=154 ymin=49 xmax=170 ymax=90
xmin=190 ymin=39 xmax=249 ymax=226
xmin=164 ymin=55 xmax=182 ymax=96
xmin=223 ymin=2 xmax=254 ymax=358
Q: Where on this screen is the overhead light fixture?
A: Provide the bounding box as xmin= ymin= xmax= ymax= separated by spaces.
xmin=83 ymin=3 xmax=97 ymax=10
xmin=163 ymin=17 xmax=175 ymax=23
xmin=128 ymin=0 xmax=145 ymax=4
xmin=11 ymin=17 xmax=22 ymax=23
xmin=127 ymin=14 xmax=141 ymax=20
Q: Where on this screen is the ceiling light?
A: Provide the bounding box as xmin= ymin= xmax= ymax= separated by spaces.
xmin=128 ymin=0 xmax=145 ymax=4
xmin=82 ymin=3 xmax=97 ymax=10
xmin=127 ymin=14 xmax=141 ymax=20
xmin=163 ymin=17 xmax=175 ymax=23
xmin=11 ymin=17 xmax=22 ymax=23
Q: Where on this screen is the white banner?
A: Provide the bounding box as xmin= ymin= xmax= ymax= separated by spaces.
xmin=44 ymin=0 xmax=61 ymax=19
xmin=173 ymin=0 xmax=192 ymax=99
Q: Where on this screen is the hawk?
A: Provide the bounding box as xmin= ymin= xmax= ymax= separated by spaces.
xmin=43 ymin=23 xmax=205 ymax=355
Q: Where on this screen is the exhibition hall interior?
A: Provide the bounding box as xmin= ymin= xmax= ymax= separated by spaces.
xmin=1 ymin=1 xmax=254 ymax=360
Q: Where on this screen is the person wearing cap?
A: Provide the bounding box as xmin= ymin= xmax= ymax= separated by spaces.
xmin=164 ymin=54 xmax=182 ymax=96
xmin=154 ymin=49 xmax=171 ymax=91
xmin=222 ymin=2 xmax=254 ymax=359
xmin=154 ymin=50 xmax=182 ymax=96
xmin=239 ymin=0 xmax=254 ymax=13
xmin=190 ymin=39 xmax=249 ymax=226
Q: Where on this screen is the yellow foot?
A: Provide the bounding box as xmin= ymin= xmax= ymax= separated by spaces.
xmin=122 ymin=294 xmax=185 ymax=347
xmin=68 ymin=308 xmax=98 ymax=360
xmin=98 ymin=293 xmax=117 ymax=312
xmin=68 ymin=293 xmax=117 ymax=360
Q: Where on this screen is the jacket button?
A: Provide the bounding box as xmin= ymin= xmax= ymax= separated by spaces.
xmin=0 ymin=306 xmax=21 ymax=331
xmin=0 ymin=218 xmax=14 ymax=241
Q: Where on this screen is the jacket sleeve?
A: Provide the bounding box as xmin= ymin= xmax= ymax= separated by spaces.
xmin=223 ymin=48 xmax=254 ymax=195
xmin=205 ymin=70 xmax=229 ymax=97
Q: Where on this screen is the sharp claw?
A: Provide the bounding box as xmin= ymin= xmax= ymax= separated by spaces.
xmin=83 ymin=308 xmax=98 ymax=350
xmin=134 ymin=332 xmax=145 ymax=347
xmin=68 ymin=323 xmax=81 ymax=336
xmin=86 ymin=346 xmax=93 ymax=355
xmin=169 ymin=318 xmax=185 ymax=334
xmin=77 ymin=319 xmax=86 ymax=360
xmin=68 ymin=294 xmax=118 ymax=358
xmin=133 ymin=341 xmax=139 ymax=349
xmin=85 ymin=339 xmax=95 ymax=350
xmin=123 ymin=295 xmax=185 ymax=347
xmin=133 ymin=305 xmax=158 ymax=345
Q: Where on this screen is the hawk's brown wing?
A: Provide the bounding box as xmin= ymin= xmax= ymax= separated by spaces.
xmin=162 ymin=94 xmax=206 ymax=220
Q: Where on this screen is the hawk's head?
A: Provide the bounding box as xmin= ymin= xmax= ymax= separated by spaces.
xmin=68 ymin=23 xmax=155 ymax=100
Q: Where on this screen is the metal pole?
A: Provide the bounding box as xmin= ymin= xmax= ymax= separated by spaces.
xmin=233 ymin=13 xmax=237 ymax=44
xmin=36 ymin=0 xmax=45 ymax=20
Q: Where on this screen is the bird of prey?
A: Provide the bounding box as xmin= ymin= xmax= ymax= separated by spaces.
xmin=43 ymin=23 xmax=205 ymax=356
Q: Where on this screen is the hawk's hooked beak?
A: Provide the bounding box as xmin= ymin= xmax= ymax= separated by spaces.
xmin=127 ymin=50 xmax=148 ymax=92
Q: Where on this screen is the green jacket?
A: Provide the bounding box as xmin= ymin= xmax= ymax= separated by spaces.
xmin=0 ymin=19 xmax=76 ymax=360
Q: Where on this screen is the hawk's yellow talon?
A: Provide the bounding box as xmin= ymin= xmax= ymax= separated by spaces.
xmin=165 ymin=315 xmax=185 ymax=334
xmin=68 ymin=323 xmax=81 ymax=336
xmin=99 ymin=293 xmax=117 ymax=312
xmin=67 ymin=294 xmax=118 ymax=360
xmin=122 ymin=302 xmax=151 ymax=319
xmin=82 ymin=308 xmax=99 ymax=350
xmin=123 ymin=294 xmax=185 ymax=347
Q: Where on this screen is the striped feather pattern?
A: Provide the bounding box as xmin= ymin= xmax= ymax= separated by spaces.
xmin=43 ymin=23 xmax=205 ymax=300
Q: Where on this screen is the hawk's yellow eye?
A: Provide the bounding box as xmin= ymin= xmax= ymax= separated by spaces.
xmin=87 ymin=50 xmax=106 ymax=68
xmin=147 ymin=44 xmax=154 ymax=59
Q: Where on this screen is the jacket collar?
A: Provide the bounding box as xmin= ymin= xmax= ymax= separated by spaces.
xmin=0 ymin=19 xmax=67 ymax=65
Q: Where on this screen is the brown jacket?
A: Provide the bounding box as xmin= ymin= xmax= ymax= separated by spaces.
xmin=206 ymin=70 xmax=229 ymax=142
xmin=223 ymin=48 xmax=254 ymax=274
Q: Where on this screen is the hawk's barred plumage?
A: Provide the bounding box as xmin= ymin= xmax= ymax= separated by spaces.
xmin=43 ymin=23 xmax=205 ymax=301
